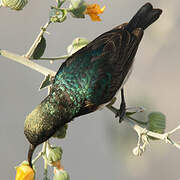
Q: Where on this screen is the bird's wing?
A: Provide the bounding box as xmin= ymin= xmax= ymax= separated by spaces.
xmin=54 ymin=27 xmax=143 ymax=116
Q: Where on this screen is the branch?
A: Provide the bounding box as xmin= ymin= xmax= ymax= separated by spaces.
xmin=0 ymin=50 xmax=56 ymax=76
xmin=39 ymin=55 xmax=69 ymax=61
xmin=106 ymin=105 xmax=180 ymax=155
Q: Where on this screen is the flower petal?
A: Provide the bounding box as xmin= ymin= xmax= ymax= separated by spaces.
xmin=100 ymin=6 xmax=106 ymax=13
xmin=15 ymin=164 xmax=35 ymax=180
xmin=85 ymin=3 xmax=105 ymax=21
xmin=89 ymin=14 xmax=101 ymax=21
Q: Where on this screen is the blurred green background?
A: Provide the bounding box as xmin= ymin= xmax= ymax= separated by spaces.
xmin=1 ymin=0 xmax=180 ymax=179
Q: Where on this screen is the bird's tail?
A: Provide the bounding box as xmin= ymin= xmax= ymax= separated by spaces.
xmin=125 ymin=3 xmax=162 ymax=32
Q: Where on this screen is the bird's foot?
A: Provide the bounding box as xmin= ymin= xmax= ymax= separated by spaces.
xmin=115 ymin=101 xmax=126 ymax=123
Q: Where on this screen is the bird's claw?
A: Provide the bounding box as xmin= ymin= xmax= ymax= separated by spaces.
xmin=115 ymin=102 xmax=126 ymax=123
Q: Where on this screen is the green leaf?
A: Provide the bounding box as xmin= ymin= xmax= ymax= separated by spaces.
xmin=32 ymin=35 xmax=46 ymax=59
xmin=49 ymin=7 xmax=67 ymax=23
xmin=39 ymin=74 xmax=52 ymax=90
xmin=147 ymin=112 xmax=166 ymax=140
xmin=57 ymin=0 xmax=65 ymax=8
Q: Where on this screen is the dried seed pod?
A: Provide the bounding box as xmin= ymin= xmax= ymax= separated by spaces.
xmin=1 ymin=0 xmax=28 ymax=10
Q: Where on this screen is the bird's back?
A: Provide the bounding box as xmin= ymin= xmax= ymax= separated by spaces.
xmin=53 ymin=3 xmax=162 ymax=117
xmin=54 ymin=27 xmax=142 ymax=117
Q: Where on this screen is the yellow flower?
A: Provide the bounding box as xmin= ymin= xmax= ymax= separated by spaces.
xmin=15 ymin=163 xmax=35 ymax=180
xmin=85 ymin=4 xmax=105 ymax=21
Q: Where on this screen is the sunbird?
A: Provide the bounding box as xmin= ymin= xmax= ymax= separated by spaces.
xmin=24 ymin=3 xmax=162 ymax=166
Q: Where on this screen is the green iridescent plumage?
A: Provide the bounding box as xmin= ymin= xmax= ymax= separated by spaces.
xmin=24 ymin=3 xmax=162 ymax=166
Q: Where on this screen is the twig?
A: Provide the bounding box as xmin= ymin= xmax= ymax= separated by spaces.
xmin=168 ymin=124 xmax=180 ymax=135
xmin=106 ymin=105 xmax=180 ymax=151
xmin=32 ymin=151 xmax=43 ymax=165
xmin=0 ymin=50 xmax=56 ymax=76
xmin=25 ymin=21 xmax=51 ymax=59
xmin=39 ymin=55 xmax=69 ymax=61
xmin=124 ymin=117 xmax=165 ymax=140
xmin=32 ymin=141 xmax=47 ymax=165
xmin=127 ymin=115 xmax=148 ymax=125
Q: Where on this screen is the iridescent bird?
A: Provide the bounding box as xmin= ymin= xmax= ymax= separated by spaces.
xmin=24 ymin=3 xmax=162 ymax=166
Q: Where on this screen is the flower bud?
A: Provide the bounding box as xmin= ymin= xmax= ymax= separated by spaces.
xmin=15 ymin=161 xmax=35 ymax=180
xmin=68 ymin=0 xmax=87 ymax=18
xmin=49 ymin=7 xmax=67 ymax=23
xmin=53 ymin=168 xmax=70 ymax=180
xmin=148 ymin=112 xmax=166 ymax=140
xmin=67 ymin=37 xmax=89 ymax=55
xmin=1 ymin=0 xmax=28 ymax=10
xmin=46 ymin=146 xmax=63 ymax=165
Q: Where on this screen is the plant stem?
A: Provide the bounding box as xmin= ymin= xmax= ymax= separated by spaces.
xmin=168 ymin=124 xmax=180 ymax=135
xmin=107 ymin=105 xmax=165 ymax=139
xmin=127 ymin=115 xmax=148 ymax=125
xmin=107 ymin=105 xmax=180 ymax=149
xmin=56 ymin=0 xmax=66 ymax=8
xmin=39 ymin=55 xmax=69 ymax=60
xmin=0 ymin=50 xmax=56 ymax=76
xmin=125 ymin=117 xmax=165 ymax=139
xmin=43 ymin=141 xmax=50 ymax=179
xmin=25 ymin=21 xmax=51 ymax=59
xmin=32 ymin=141 xmax=49 ymax=165
xmin=32 ymin=152 xmax=43 ymax=165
